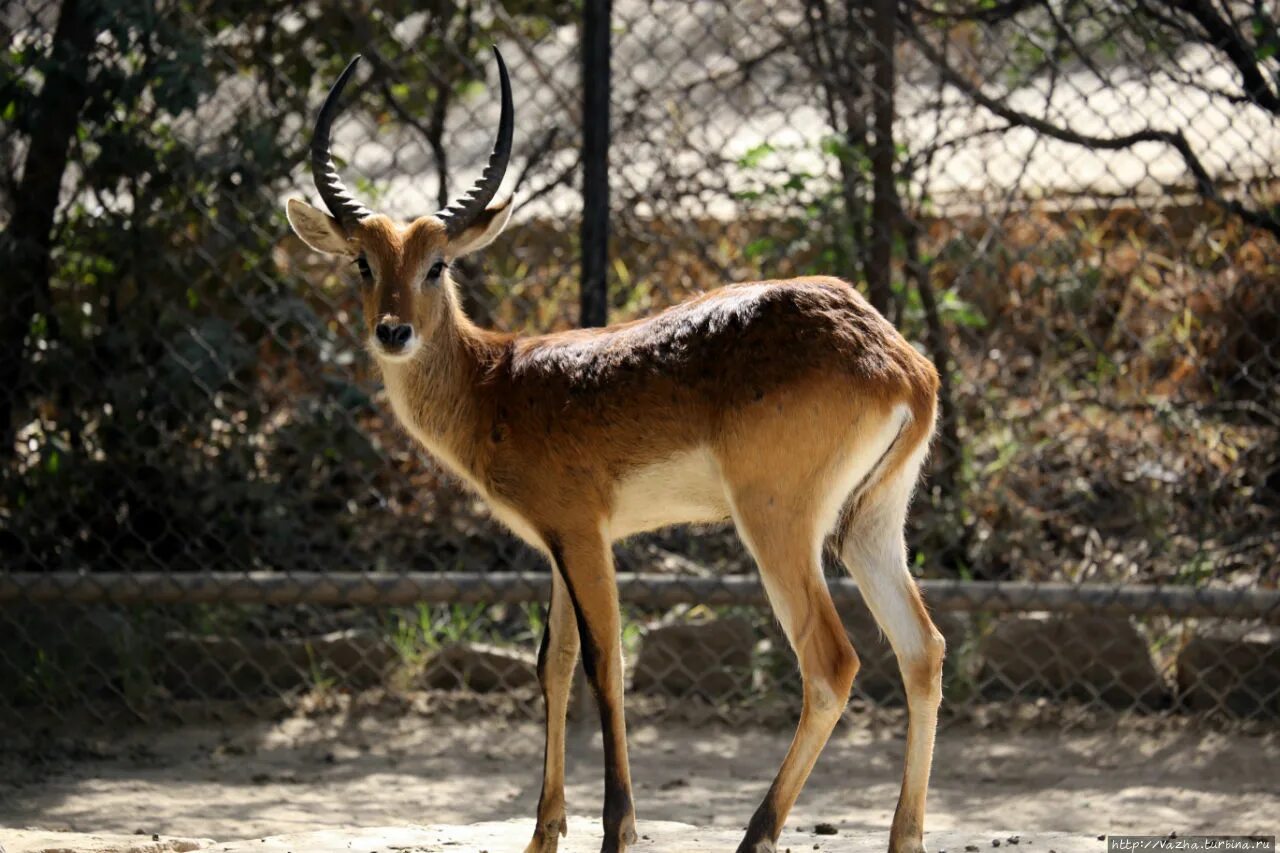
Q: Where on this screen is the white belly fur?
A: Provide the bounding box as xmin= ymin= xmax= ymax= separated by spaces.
xmin=608 ymin=447 xmax=730 ymax=540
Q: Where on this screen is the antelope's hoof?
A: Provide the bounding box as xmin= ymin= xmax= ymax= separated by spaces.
xmin=889 ymin=839 xmax=928 ymax=853
xmin=732 ymin=834 xmax=776 ymax=853
xmin=523 ymin=816 xmax=567 ymax=853
xmin=603 ymin=819 xmax=638 ymax=853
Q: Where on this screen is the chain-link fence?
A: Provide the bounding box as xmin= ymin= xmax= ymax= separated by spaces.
xmin=2 ymin=0 xmax=1278 ymax=742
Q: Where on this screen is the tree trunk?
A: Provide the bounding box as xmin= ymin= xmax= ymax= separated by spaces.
xmin=867 ymin=0 xmax=898 ymax=318
xmin=0 ymin=0 xmax=98 ymax=460
xmin=429 ymin=85 xmax=450 ymax=210
xmin=903 ymin=214 xmax=978 ymax=577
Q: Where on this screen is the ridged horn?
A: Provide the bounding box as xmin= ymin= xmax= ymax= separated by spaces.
xmin=311 ymin=55 xmax=373 ymax=227
xmin=435 ymin=46 xmax=513 ymax=237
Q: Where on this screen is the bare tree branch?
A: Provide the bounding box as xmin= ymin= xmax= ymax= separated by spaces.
xmin=904 ymin=18 xmax=1280 ymax=238
xmin=510 ymin=126 xmax=563 ymax=196
xmin=373 ymin=74 xmax=451 ymax=209
xmin=1155 ymin=0 xmax=1280 ymax=114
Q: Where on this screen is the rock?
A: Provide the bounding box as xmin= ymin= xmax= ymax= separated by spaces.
xmin=0 ymin=830 xmax=211 ymax=853
xmin=307 ymin=629 xmax=397 ymax=686
xmin=632 ymin=617 xmax=755 ymax=698
xmin=163 ymin=629 xmax=394 ymax=698
xmin=1177 ymin=626 xmax=1280 ymax=718
xmin=0 ymin=606 xmax=143 ymax=700
xmin=977 ymin=614 xmax=1166 ymax=708
xmin=419 ymin=641 xmax=539 ymax=692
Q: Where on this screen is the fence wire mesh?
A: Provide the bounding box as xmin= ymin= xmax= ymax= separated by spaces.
xmin=1 ymin=0 xmax=1278 ymax=742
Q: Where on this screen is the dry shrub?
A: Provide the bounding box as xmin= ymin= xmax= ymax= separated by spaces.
xmin=1185 ymin=239 xmax=1280 ymax=402
xmin=928 ymin=201 xmax=1278 ymax=407
xmin=960 ymin=399 xmax=1277 ymax=584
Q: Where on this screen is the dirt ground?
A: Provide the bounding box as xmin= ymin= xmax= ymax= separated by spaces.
xmin=2 ymin=712 xmax=1277 ymax=842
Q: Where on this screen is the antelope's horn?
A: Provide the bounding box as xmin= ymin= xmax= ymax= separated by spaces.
xmin=311 ymin=55 xmax=373 ymax=227
xmin=435 ymin=46 xmax=513 ymax=237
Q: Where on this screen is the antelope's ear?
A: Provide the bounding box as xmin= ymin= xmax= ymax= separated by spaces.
xmin=447 ymin=196 xmax=514 ymax=258
xmin=286 ymin=199 xmax=357 ymax=256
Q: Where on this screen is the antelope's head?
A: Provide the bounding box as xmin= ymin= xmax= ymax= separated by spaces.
xmin=286 ymin=48 xmax=515 ymax=363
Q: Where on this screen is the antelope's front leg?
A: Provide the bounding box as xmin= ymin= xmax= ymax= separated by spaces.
xmin=526 ymin=571 xmax=581 ymax=853
xmin=547 ymin=529 xmax=637 ymax=853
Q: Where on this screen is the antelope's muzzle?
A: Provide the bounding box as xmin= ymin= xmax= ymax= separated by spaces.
xmin=374 ymin=319 xmax=415 ymax=356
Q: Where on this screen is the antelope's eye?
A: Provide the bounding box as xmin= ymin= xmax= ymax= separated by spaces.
xmin=426 ymin=260 xmax=447 ymax=283
xmin=355 ymin=256 xmax=373 ymax=283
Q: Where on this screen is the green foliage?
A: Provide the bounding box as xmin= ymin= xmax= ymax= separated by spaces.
xmin=385 ymin=600 xmax=572 ymax=674
xmin=1 ymin=1 xmax=571 ymax=575
xmin=731 ymin=134 xmax=863 ymax=283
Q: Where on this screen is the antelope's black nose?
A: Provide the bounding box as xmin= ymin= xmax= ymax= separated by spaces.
xmin=375 ymin=321 xmax=414 ymax=350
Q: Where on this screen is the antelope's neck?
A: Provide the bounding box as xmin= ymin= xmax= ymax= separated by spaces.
xmin=378 ymin=319 xmax=492 ymax=492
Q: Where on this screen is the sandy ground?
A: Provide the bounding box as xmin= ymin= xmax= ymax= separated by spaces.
xmin=2 ymin=713 xmax=1277 ymax=843
xmin=3 ymin=821 xmax=1101 ymax=853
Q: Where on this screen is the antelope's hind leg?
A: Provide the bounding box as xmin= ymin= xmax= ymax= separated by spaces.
xmin=525 ymin=570 xmax=580 ymax=853
xmin=728 ymin=490 xmax=860 ymax=853
xmin=839 ymin=466 xmax=945 ymax=853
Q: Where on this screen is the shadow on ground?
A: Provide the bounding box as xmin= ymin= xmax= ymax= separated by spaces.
xmin=2 ymin=713 xmax=1276 ymax=841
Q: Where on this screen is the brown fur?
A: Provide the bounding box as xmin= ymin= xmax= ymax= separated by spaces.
xmin=294 ymin=208 xmax=945 ymax=853
xmin=352 ymin=250 xmax=939 ymax=532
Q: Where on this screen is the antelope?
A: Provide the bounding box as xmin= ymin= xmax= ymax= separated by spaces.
xmin=286 ymin=48 xmax=945 ymax=853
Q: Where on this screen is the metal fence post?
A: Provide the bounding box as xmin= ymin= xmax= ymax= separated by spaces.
xmin=580 ymin=0 xmax=611 ymax=328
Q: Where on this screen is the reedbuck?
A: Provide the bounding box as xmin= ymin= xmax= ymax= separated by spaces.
xmin=287 ymin=49 xmax=945 ymax=853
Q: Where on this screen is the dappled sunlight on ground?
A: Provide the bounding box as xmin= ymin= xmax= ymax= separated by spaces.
xmin=3 ymin=714 xmax=1275 ymax=840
